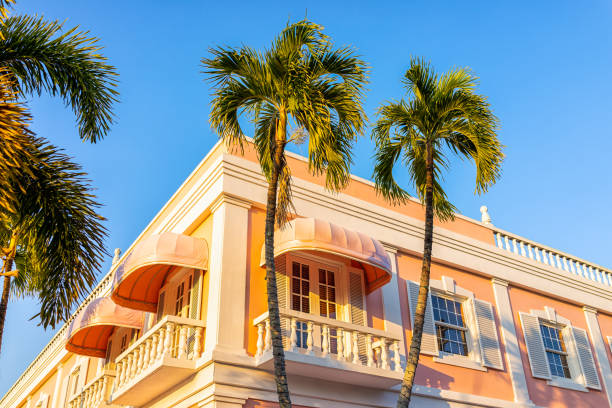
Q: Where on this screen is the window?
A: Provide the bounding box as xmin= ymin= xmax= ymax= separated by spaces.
xmin=540 ymin=324 xmax=571 ymax=378
xmin=174 ymin=272 xmax=193 ymax=317
xmin=291 ymin=261 xmax=310 ymax=348
xmin=432 ymin=294 xmax=468 ymax=356
xmin=319 ymin=268 xmax=338 ymax=353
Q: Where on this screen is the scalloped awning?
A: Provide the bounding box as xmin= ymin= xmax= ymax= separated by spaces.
xmin=260 ymin=218 xmax=392 ymax=294
xmin=111 ymin=232 xmax=208 ymax=312
xmin=65 ymin=296 xmax=144 ymax=358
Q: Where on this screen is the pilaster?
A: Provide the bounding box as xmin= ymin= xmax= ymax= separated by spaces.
xmin=50 ymin=363 xmax=63 ymax=408
xmin=583 ymin=306 xmax=612 ymax=408
xmin=491 ymin=278 xmax=533 ymax=405
xmin=205 ymin=194 xmax=251 ymax=355
xmin=381 ymin=245 xmax=406 ymax=367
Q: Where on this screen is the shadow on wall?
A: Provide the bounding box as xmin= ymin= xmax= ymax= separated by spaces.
xmin=416 ymin=363 xmax=454 ymax=390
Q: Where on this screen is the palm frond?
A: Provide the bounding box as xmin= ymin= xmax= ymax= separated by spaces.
xmin=0 ymin=15 xmax=118 ymax=143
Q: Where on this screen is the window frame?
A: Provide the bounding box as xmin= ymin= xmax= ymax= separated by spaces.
xmin=431 ymin=293 xmax=470 ymax=357
xmin=539 ymin=322 xmax=571 ymax=379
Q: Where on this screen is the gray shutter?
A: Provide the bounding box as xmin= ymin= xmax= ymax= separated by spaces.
xmin=571 ymin=327 xmax=601 ymax=389
xmin=519 ymin=312 xmax=551 ymax=379
xmin=472 ymin=299 xmax=504 ymax=370
xmin=276 ymin=255 xmax=290 ymax=349
xmin=156 ymin=290 xmax=166 ymax=321
xmin=406 ymin=280 xmax=438 ymax=355
xmin=349 ymin=271 xmax=367 ymax=364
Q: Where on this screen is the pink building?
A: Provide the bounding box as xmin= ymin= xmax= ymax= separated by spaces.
xmin=2 ymin=141 xmax=611 ymax=408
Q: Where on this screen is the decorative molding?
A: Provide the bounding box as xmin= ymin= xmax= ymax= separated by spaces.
xmin=492 ymin=277 xmax=509 ymax=287
xmin=583 ymin=306 xmax=598 ymax=315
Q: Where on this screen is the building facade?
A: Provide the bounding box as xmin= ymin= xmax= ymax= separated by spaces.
xmin=2 ymin=141 xmax=612 ymax=408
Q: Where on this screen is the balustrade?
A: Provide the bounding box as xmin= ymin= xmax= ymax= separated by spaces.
xmin=493 ymin=230 xmax=612 ymax=287
xmin=114 ymin=315 xmax=204 ymax=392
xmin=254 ymin=309 xmax=402 ymax=373
xmin=66 ymin=370 xmax=114 ymax=408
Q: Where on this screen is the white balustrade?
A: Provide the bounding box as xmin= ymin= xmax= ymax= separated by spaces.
xmin=66 ymin=370 xmax=115 ymax=408
xmin=114 ymin=315 xmax=205 ymax=391
xmin=493 ymin=230 xmax=612 ymax=287
xmin=253 ymin=309 xmax=402 ymax=374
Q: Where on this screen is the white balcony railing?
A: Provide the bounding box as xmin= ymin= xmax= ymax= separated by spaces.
xmin=493 ymin=228 xmax=612 ymax=287
xmin=114 ymin=315 xmax=204 ymax=392
xmin=254 ymin=308 xmax=403 ymax=373
xmin=66 ymin=370 xmax=115 ymax=408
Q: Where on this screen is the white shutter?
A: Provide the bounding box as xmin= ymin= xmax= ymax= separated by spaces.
xmin=472 ymin=299 xmax=503 ymax=370
xmin=519 ymin=312 xmax=551 ymax=379
xmin=406 ymin=280 xmax=438 ymax=355
xmin=349 ymin=271 xmax=367 ymax=364
xmin=156 ymin=289 xmax=166 ymax=322
xmin=571 ymin=326 xmax=601 ymax=389
xmin=275 ymin=255 xmax=290 ymax=349
xmin=187 ymin=270 xmax=202 ymax=355
xmin=608 ymin=336 xmax=612 ymax=353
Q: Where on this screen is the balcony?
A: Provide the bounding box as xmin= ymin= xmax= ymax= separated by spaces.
xmin=110 ymin=315 xmax=205 ymax=406
xmin=253 ymin=308 xmax=403 ymax=388
xmin=66 ymin=369 xmax=117 ymax=408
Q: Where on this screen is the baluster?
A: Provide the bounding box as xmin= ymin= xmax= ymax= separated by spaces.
xmin=132 ymin=348 xmax=140 ymax=377
xmin=366 ymin=334 xmax=374 ymax=367
xmin=352 ymin=331 xmax=360 ymax=364
xmin=265 ymin=319 xmax=272 ymax=351
xmin=194 ymin=327 xmax=203 ymax=358
xmin=554 ymin=254 xmax=561 ymax=270
xmin=136 ymin=344 xmax=145 ymax=373
xmin=116 ymin=361 xmax=123 ymax=387
xmin=525 ymin=243 xmax=533 ymax=259
xmin=178 ymin=325 xmax=188 ymax=359
xmin=541 ymin=250 xmax=549 ymax=265
xmin=594 ymin=268 xmax=603 ymax=284
xmin=256 ymin=323 xmax=264 ymax=357
xmin=102 ymin=376 xmax=109 ymax=403
xmin=503 ymin=235 xmax=510 ymax=252
xmin=512 ymin=238 xmax=519 ymax=254
xmin=290 ymin=318 xmax=297 ymax=350
xmin=535 ymin=247 xmax=542 ymax=263
xmin=306 ymin=322 xmax=313 ymax=353
xmin=605 ymin=272 xmax=612 ymax=286
xmin=562 ymin=257 xmax=569 ymax=272
xmin=321 ymin=325 xmax=329 ymax=356
xmin=156 ymin=326 xmax=165 ymax=360
xmin=587 ymin=266 xmax=595 ymax=281
xmin=392 ymin=340 xmax=402 ymax=372
xmin=569 ymin=259 xmax=577 ymax=275
xmin=519 ymin=241 xmax=526 ymax=257
xmin=164 ymin=322 xmax=174 ymax=357
xmin=380 ymin=339 xmax=389 ymax=370
xmin=581 ymin=263 xmax=589 ymax=279
xmin=336 ymin=328 xmax=344 ymax=361
xmin=149 ymin=333 xmax=158 ymax=365
xmin=125 ymin=354 xmax=133 ymax=382
xmin=143 ymin=339 xmax=152 ymax=370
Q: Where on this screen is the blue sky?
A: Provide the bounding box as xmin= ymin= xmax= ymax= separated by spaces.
xmin=2 ymin=0 xmax=611 ymax=394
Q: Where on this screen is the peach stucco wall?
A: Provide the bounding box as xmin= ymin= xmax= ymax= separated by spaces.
xmin=598 ymin=312 xmax=612 ymax=375
xmin=232 ymin=142 xmax=495 ymax=246
xmin=395 ymin=251 xmax=515 ymax=402
xmin=508 ymin=285 xmax=608 ymax=408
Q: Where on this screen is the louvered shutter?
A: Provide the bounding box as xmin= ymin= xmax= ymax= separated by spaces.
xmin=349 ymin=271 xmax=367 ymax=364
xmin=275 ymin=255 xmax=290 ymax=349
xmin=571 ymin=326 xmax=601 ymax=389
xmin=187 ymin=270 xmax=202 ymax=355
xmin=471 ymin=299 xmax=503 ymax=370
xmin=156 ymin=290 xmax=166 ymax=322
xmin=519 ymin=312 xmax=551 ymax=379
xmin=406 ymin=280 xmax=438 ymax=355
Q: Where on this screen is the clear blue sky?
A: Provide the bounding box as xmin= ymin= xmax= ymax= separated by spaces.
xmin=2 ymin=0 xmax=611 ymax=394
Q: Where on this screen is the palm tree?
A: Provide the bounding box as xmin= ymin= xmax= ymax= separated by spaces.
xmin=0 ymin=137 xmax=106 ymax=353
xmin=0 ymin=1 xmax=117 ymax=352
xmin=371 ymin=58 xmax=504 ymax=407
xmin=202 ymin=20 xmax=367 ymax=407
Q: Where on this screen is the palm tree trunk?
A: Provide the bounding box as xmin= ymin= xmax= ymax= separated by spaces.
xmin=397 ymin=142 xmax=435 ymax=408
xmin=264 ymin=114 xmax=292 ymax=407
xmin=0 ymin=231 xmax=17 ymax=354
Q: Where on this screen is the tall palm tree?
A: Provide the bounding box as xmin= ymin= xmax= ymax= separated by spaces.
xmin=0 ymin=1 xmax=117 ymax=352
xmin=0 ymin=137 xmax=106 ymax=353
xmin=202 ymin=20 xmax=367 ymax=407
xmin=372 ymin=58 xmax=504 ymax=408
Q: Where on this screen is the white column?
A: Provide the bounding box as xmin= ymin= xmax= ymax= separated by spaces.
xmin=50 ymin=363 xmax=64 ymax=408
xmin=381 ymin=246 xmax=406 ymax=367
xmin=205 ymin=194 xmax=250 ymax=355
xmin=583 ymin=307 xmax=612 ymax=408
xmin=491 ymin=278 xmax=533 ymax=405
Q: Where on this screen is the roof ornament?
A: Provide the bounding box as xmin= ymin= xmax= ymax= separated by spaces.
xmin=480 ymin=206 xmax=492 ymax=225
xmin=112 ymin=248 xmax=122 ymax=265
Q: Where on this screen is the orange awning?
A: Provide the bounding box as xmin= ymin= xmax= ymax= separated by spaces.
xmin=65 ymin=296 xmax=144 ymax=358
xmin=261 ymin=218 xmax=392 ymax=294
xmin=111 ymin=232 xmax=208 ymax=312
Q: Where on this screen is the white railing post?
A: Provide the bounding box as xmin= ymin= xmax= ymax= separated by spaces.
xmin=392 ymin=340 xmax=402 ymax=372
xmin=336 ymin=328 xmax=344 ymax=361
xmin=321 ymin=324 xmax=329 ymax=356
xmin=366 ymin=334 xmax=374 ymax=367
xmin=352 ymin=331 xmax=360 ymax=364
xmin=380 ymin=339 xmax=389 ymax=370
xmin=194 ymin=326 xmax=203 ymax=358
xmin=290 ymin=318 xmax=297 ymax=350
xmin=178 ymin=325 xmax=188 ymax=359
xmin=256 ymin=323 xmax=264 ymax=357
xmin=164 ymin=322 xmax=174 ymax=358
xmin=306 ymin=321 xmax=314 ymax=353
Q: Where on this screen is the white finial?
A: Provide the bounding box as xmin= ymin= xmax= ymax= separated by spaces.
xmin=480 ymin=206 xmax=492 ymax=225
xmin=112 ymin=248 xmax=122 ymax=265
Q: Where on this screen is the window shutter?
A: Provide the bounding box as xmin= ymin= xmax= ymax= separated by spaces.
xmin=189 ymin=271 xmax=201 ymax=320
xmin=571 ymin=326 xmax=601 ymax=389
xmin=156 ymin=290 xmax=166 ymax=322
xmin=472 ymin=299 xmax=503 ymax=370
xmin=275 ymin=255 xmax=290 ymax=349
xmin=406 ymin=280 xmax=438 ymax=355
xmin=349 ymin=271 xmax=367 ymax=364
xmin=519 ymin=312 xmax=551 ymax=379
